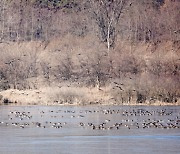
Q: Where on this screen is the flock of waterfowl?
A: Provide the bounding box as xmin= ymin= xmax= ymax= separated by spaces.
xmin=0 ymin=107 xmax=180 ymax=131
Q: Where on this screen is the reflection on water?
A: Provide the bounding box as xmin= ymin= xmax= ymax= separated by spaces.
xmin=0 ymin=105 xmax=180 ymax=154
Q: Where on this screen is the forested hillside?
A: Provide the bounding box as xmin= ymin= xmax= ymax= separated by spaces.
xmin=0 ymin=0 xmax=179 ymax=105
xmin=0 ymin=0 xmax=179 ymax=42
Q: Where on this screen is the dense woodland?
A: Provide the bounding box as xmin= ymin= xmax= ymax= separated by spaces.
xmin=0 ymin=0 xmax=180 ymax=104
xmin=0 ymin=0 xmax=179 ymax=42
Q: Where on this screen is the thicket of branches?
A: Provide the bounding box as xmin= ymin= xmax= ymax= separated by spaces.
xmin=0 ymin=0 xmax=179 ymax=43
xmin=0 ymin=0 xmax=179 ymax=104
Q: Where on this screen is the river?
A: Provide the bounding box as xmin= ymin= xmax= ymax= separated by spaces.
xmin=0 ymin=105 xmax=180 ymax=154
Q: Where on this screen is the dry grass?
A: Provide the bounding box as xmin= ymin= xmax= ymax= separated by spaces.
xmin=0 ymin=85 xmax=179 ymax=106
xmin=0 ymin=86 xmax=108 ymax=106
xmin=0 ymin=35 xmax=179 ymax=106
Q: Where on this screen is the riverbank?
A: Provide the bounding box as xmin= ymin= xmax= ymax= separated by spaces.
xmin=0 ymin=40 xmax=179 ymax=107
xmin=0 ymin=86 xmax=179 ymax=106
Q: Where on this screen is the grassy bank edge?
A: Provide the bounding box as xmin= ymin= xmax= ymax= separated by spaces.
xmin=0 ymin=87 xmax=179 ymax=106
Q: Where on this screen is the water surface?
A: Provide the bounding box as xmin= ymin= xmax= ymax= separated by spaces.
xmin=0 ymin=105 xmax=180 ymax=154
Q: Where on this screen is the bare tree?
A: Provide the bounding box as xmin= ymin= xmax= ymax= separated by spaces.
xmin=0 ymin=0 xmax=8 ymax=41
xmin=89 ymin=0 xmax=130 ymax=53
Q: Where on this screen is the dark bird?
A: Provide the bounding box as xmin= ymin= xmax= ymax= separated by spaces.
xmin=116 ymin=86 xmax=123 ymax=90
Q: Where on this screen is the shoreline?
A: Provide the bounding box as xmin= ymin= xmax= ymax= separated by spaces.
xmin=0 ymin=87 xmax=179 ymax=106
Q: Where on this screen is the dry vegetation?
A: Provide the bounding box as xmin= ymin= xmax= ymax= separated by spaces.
xmin=0 ymin=0 xmax=180 ymax=105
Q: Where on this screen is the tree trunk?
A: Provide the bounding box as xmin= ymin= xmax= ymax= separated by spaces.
xmin=96 ymin=75 xmax=100 ymax=90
